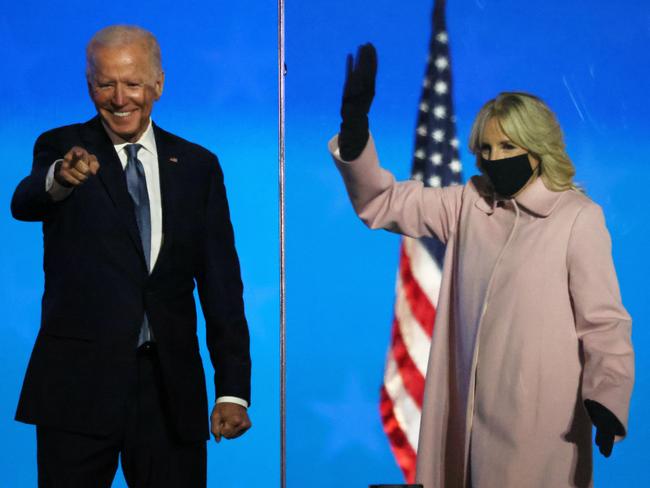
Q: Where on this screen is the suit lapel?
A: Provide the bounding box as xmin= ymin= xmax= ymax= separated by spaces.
xmin=150 ymin=123 xmax=176 ymax=276
xmin=80 ymin=116 xmax=147 ymax=268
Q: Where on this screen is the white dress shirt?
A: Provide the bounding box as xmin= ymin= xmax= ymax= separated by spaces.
xmin=45 ymin=119 xmax=247 ymax=409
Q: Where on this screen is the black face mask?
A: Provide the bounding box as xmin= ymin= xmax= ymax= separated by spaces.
xmin=480 ymin=153 xmax=535 ymax=198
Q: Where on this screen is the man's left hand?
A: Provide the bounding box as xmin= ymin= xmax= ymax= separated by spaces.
xmin=210 ymin=402 xmax=252 ymax=443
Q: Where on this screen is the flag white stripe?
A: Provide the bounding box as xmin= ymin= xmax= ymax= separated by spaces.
xmin=384 ymin=351 xmax=422 ymax=449
xmin=394 ymin=277 xmax=432 ymax=376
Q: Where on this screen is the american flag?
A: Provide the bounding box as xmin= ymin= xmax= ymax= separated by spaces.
xmin=379 ymin=0 xmax=463 ymax=482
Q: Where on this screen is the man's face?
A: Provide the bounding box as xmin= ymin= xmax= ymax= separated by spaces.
xmin=87 ymin=42 xmax=164 ymax=142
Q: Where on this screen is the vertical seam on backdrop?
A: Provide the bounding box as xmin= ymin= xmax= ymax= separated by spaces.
xmin=278 ymin=0 xmax=287 ymax=487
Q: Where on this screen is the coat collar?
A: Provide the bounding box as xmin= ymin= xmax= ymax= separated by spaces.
xmin=473 ymin=175 xmax=566 ymax=217
xmin=515 ymin=176 xmax=566 ymax=217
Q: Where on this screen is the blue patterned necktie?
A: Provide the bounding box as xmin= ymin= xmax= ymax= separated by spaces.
xmin=125 ymin=144 xmax=153 ymax=344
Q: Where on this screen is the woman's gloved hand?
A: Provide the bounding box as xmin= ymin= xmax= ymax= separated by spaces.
xmin=339 ymin=43 xmax=377 ymax=161
xmin=584 ymin=399 xmax=625 ymax=457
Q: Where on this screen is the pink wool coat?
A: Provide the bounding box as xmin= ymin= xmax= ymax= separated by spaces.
xmin=330 ymin=135 xmax=634 ymax=488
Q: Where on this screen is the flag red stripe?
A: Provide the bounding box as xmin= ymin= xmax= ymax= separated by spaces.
xmin=391 ymin=318 xmax=425 ymax=406
xmin=380 ymin=385 xmax=418 ymax=483
xmin=399 ymin=242 xmax=436 ymax=336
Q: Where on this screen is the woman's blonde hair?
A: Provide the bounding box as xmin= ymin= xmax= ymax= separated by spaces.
xmin=469 ymin=92 xmax=578 ymax=192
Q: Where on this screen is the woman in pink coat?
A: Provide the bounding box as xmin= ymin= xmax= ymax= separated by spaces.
xmin=330 ymin=44 xmax=634 ymax=488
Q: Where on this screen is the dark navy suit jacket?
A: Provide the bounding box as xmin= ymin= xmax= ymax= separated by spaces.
xmin=11 ymin=116 xmax=251 ymax=442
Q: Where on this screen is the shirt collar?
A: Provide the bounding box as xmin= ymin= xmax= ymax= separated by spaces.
xmin=101 ymin=118 xmax=157 ymax=157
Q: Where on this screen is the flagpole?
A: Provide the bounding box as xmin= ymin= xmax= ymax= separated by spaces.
xmin=278 ymin=0 xmax=287 ymax=486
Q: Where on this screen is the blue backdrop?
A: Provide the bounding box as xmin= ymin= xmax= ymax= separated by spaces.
xmin=1 ymin=0 xmax=649 ymax=487
xmin=286 ymin=1 xmax=649 ymax=486
xmin=1 ymin=1 xmax=278 ymax=486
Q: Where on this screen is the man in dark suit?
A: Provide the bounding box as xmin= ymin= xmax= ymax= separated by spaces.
xmin=11 ymin=25 xmax=252 ymax=486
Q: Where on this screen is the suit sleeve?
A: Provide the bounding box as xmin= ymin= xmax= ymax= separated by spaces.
xmin=11 ymin=131 xmax=64 ymax=222
xmin=568 ymin=202 xmax=634 ymax=436
xmin=329 ymin=134 xmax=462 ymax=243
xmin=195 ymin=157 xmax=251 ymax=405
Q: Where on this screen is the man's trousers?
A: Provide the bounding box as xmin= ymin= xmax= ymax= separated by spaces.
xmin=36 ymin=344 xmax=207 ymax=487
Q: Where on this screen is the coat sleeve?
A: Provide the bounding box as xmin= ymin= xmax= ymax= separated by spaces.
xmin=11 ymin=131 xmax=63 ymax=222
xmin=195 ymin=156 xmax=251 ymax=405
xmin=329 ymin=134 xmax=463 ymax=243
xmin=567 ymin=202 xmax=634 ymax=435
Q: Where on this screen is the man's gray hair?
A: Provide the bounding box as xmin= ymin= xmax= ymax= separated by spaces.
xmin=86 ymin=25 xmax=162 ymax=79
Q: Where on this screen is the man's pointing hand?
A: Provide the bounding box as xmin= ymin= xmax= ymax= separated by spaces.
xmin=55 ymin=146 xmax=100 ymax=188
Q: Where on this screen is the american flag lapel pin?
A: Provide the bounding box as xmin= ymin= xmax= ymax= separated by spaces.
xmin=169 ymin=157 xmax=178 ymax=163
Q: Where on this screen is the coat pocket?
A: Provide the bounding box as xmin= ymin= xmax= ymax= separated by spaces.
xmin=40 ymin=314 xmax=94 ymax=342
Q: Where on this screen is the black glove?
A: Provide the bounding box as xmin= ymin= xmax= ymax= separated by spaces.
xmin=339 ymin=43 xmax=377 ymax=161
xmin=584 ymin=399 xmax=625 ymax=458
